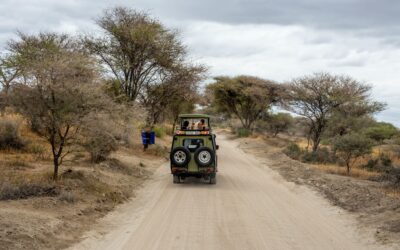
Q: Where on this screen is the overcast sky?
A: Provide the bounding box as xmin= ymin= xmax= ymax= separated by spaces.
xmin=1 ymin=0 xmax=399 ymax=125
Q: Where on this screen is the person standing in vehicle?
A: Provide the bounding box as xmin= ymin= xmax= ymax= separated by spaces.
xmin=182 ymin=120 xmax=189 ymax=130
xmin=197 ymin=119 xmax=206 ymax=130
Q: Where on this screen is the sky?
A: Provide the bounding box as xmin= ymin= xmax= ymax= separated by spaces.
xmin=0 ymin=0 xmax=399 ymax=125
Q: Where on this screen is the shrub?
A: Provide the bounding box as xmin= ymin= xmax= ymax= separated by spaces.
xmin=267 ymin=113 xmax=294 ymax=137
xmin=84 ymin=133 xmax=118 ymax=163
xmin=58 ymin=191 xmax=77 ymax=203
xmin=284 ymin=142 xmax=302 ymax=160
xmin=302 ymin=147 xmax=334 ymax=164
xmin=333 ymin=133 xmax=374 ymax=175
xmin=153 ymin=126 xmax=166 ymax=138
xmin=26 ymin=143 xmax=47 ymax=159
xmin=237 ymin=128 xmax=252 ymax=137
xmin=365 ymin=122 xmax=398 ymax=142
xmin=0 ymin=182 xmax=58 ymax=200
xmin=0 ymin=120 xmax=25 ymax=149
xmin=379 ymin=153 xmax=392 ymax=167
xmin=363 ymin=159 xmax=394 ymax=173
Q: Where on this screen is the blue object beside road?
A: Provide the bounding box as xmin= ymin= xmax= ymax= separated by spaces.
xmin=141 ymin=131 xmax=155 ymax=145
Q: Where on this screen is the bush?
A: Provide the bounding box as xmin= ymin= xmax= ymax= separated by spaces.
xmin=0 ymin=120 xmax=25 ymax=149
xmin=0 ymin=182 xmax=58 ymax=200
xmin=302 ymin=147 xmax=334 ymax=164
xmin=365 ymin=122 xmax=398 ymax=142
xmin=379 ymin=153 xmax=392 ymax=167
xmin=83 ymin=129 xmax=118 ymax=163
xmin=363 ymin=158 xmax=393 ymax=173
xmin=237 ymin=128 xmax=252 ymax=137
xmin=333 ymin=133 xmax=374 ymax=175
xmin=284 ymin=142 xmax=302 ymax=160
xmin=153 ymin=126 xmax=166 ymax=138
xmin=267 ymin=113 xmax=294 ymax=136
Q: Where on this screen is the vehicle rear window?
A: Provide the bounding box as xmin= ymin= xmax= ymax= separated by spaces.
xmin=183 ymin=139 xmax=204 ymax=152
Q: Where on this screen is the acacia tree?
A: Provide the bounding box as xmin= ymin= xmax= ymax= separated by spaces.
xmin=8 ymin=32 xmax=100 ymax=180
xmin=86 ymin=7 xmax=187 ymax=102
xmin=285 ymin=72 xmax=384 ymax=152
xmin=208 ymin=75 xmax=280 ymax=130
xmin=141 ymin=64 xmax=205 ymax=126
xmin=333 ymin=133 xmax=374 ymax=175
xmin=86 ymin=7 xmax=204 ymax=124
xmin=267 ymin=113 xmax=294 ymax=137
xmin=0 ymin=54 xmax=20 ymax=113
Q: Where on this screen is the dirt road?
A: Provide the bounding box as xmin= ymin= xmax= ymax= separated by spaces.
xmin=71 ymin=135 xmax=386 ymax=250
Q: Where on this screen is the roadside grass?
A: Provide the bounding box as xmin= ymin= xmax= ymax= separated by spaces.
xmin=0 ymin=170 xmax=58 ymax=200
xmin=311 ymin=164 xmax=381 ymax=179
xmin=382 ymin=186 xmax=400 ymax=198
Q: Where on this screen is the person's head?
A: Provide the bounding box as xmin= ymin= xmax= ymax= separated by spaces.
xmin=183 ymin=120 xmax=189 ymax=127
xmin=200 ymin=119 xmax=205 ymax=124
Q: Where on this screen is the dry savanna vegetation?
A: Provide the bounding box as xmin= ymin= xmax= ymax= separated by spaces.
xmin=1 ymin=4 xmax=400 ymax=250
xmin=0 ymin=6 xmax=202 ymax=250
xmin=204 ymin=73 xmax=400 ymax=244
xmin=205 ymin=73 xmax=399 ymax=189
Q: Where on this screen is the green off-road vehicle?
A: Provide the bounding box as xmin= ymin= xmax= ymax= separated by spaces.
xmin=170 ymin=114 xmax=218 ymax=184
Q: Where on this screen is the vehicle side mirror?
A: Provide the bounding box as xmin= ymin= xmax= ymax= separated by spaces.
xmin=216 ymin=145 xmax=219 ymax=150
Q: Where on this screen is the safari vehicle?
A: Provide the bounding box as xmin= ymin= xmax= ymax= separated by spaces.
xmin=170 ymin=114 xmax=218 ymax=184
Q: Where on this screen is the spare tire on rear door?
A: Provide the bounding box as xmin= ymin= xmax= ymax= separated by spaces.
xmin=194 ymin=147 xmax=215 ymax=167
xmin=170 ymin=147 xmax=191 ymax=167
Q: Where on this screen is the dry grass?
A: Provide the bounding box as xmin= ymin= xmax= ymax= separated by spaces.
xmin=0 ymin=170 xmax=58 ymax=200
xmin=0 ymin=114 xmax=50 ymax=164
xmin=381 ymin=187 xmax=400 ymax=198
xmin=311 ymin=164 xmax=381 ymax=180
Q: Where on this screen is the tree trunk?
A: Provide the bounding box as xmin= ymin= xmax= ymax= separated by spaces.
xmin=312 ymin=136 xmax=320 ymax=153
xmin=53 ymin=156 xmax=59 ymax=181
xmin=345 ymin=154 xmax=352 ymax=176
xmin=311 ymin=124 xmax=324 ymax=152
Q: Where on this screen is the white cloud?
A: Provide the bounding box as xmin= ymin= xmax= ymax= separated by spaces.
xmin=0 ymin=1 xmax=399 ymax=125
xmin=178 ymin=21 xmax=400 ymax=125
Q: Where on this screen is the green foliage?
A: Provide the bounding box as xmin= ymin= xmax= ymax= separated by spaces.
xmin=302 ymin=148 xmax=335 ymax=164
xmin=0 ymin=120 xmax=25 ymax=149
xmin=286 ymin=72 xmax=385 ymax=152
xmin=237 ymin=128 xmax=252 ymax=137
xmin=267 ymin=113 xmax=293 ymax=136
xmin=8 ymin=32 xmax=100 ymax=179
xmin=153 ymin=126 xmax=166 ymax=138
xmin=365 ymin=122 xmax=398 ymax=142
xmin=362 ymin=154 xmax=393 ymax=173
xmin=379 ymin=153 xmax=392 ymax=167
xmin=333 ymin=133 xmax=374 ymax=174
xmin=207 ymin=75 xmax=279 ymax=129
xmin=86 ymin=7 xmax=205 ymax=125
xmin=325 ymin=114 xmax=376 ymax=137
xmin=284 ymin=142 xmax=302 ymax=160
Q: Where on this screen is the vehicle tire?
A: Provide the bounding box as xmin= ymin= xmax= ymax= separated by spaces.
xmin=194 ymin=147 xmax=215 ymax=167
xmin=173 ymin=175 xmax=180 ymax=184
xmin=209 ymin=173 xmax=216 ymax=185
xmin=170 ymin=147 xmax=191 ymax=167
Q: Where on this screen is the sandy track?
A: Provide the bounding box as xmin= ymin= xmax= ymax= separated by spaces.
xmin=71 ymin=135 xmax=386 ymax=250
